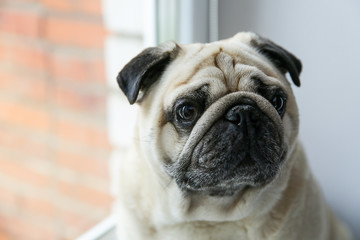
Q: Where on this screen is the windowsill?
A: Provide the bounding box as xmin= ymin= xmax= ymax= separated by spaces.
xmin=77 ymin=215 xmax=117 ymax=240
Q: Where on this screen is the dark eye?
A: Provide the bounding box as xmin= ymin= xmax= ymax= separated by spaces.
xmin=177 ymin=104 xmax=198 ymax=122
xmin=176 ymin=104 xmax=198 ymax=122
xmin=271 ymin=95 xmax=286 ymax=116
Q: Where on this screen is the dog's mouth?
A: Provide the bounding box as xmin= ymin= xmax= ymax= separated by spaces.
xmin=180 ymin=118 xmax=285 ymax=195
xmin=166 ymin=94 xmax=286 ymax=196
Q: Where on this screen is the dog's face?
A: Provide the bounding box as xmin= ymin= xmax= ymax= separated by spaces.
xmin=118 ymin=32 xmax=301 ymax=197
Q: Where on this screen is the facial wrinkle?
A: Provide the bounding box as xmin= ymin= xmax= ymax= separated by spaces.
xmin=215 ymin=52 xmax=242 ymax=92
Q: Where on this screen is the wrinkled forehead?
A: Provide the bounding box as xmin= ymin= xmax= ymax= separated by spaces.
xmin=161 ymin=40 xmax=287 ymax=104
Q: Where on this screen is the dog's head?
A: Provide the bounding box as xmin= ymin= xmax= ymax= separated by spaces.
xmin=118 ymin=32 xmax=301 ymax=197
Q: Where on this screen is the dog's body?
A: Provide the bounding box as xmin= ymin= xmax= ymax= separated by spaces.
xmin=116 ymin=32 xmax=351 ymax=239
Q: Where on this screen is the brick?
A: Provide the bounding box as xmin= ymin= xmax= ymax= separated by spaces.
xmin=50 ymin=54 xmax=106 ymax=83
xmin=0 ymin=157 xmax=51 ymax=189
xmin=20 ymin=195 xmax=56 ymax=219
xmin=0 ymin=185 xmax=55 ymax=219
xmin=0 ymin=70 xmax=48 ymax=102
xmin=0 ymin=42 xmax=47 ymax=71
xmin=0 ymin=186 xmax=18 ymax=209
xmin=0 ymin=99 xmax=51 ymax=133
xmin=0 ymin=9 xmax=42 ymax=38
xmin=58 ymin=179 xmax=113 ymax=208
xmin=51 ymin=55 xmax=88 ymax=82
xmin=45 ymin=16 xmax=105 ymax=48
xmin=42 ymin=0 xmax=103 ymax=16
xmin=0 ymin=127 xmax=49 ymax=160
xmin=0 ymin=231 xmax=11 ymax=240
xmin=54 ymin=85 xmax=106 ymax=116
xmin=7 ymin=0 xmax=39 ymax=2
xmin=92 ymin=58 xmax=106 ymax=83
xmin=0 ymin=43 xmax=5 ymax=59
xmin=55 ymin=117 xmax=109 ymax=149
xmin=0 ymin=214 xmax=57 ymax=240
xmin=57 ymin=150 xmax=109 ymax=178
xmin=0 ymin=2 xmax=112 ymax=240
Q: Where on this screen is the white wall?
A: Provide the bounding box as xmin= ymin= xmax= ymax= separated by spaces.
xmin=102 ymin=0 xmax=150 ymax=199
xmin=218 ymin=0 xmax=360 ymax=237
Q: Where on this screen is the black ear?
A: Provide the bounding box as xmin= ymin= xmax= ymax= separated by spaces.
xmin=251 ymin=36 xmax=302 ymax=87
xmin=117 ymin=41 xmax=180 ymax=104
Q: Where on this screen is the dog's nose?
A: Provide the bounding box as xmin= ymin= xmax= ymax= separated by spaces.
xmin=225 ymin=102 xmax=260 ymax=127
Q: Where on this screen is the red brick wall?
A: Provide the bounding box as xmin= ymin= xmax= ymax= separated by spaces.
xmin=0 ymin=0 xmax=113 ymax=239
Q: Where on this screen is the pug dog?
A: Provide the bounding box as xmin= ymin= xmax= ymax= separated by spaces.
xmin=116 ymin=32 xmax=351 ymax=240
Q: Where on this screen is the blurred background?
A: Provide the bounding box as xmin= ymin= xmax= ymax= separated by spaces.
xmin=0 ymin=0 xmax=359 ymax=239
xmin=0 ymin=0 xmax=113 ymax=239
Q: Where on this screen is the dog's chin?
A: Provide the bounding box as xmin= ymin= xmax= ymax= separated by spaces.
xmin=176 ymin=162 xmax=281 ymax=197
xmin=183 ymin=183 xmax=250 ymax=197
